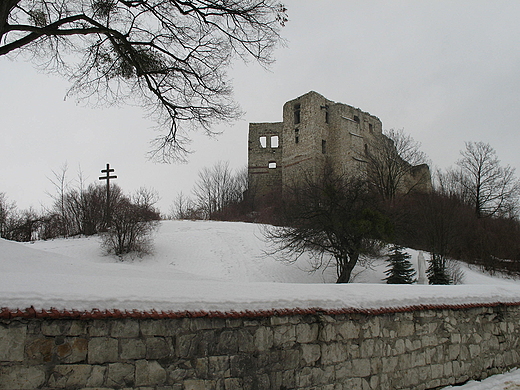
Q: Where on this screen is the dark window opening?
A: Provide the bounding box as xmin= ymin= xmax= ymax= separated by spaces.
xmin=365 ymin=144 xmax=368 ymax=154
xmin=323 ymin=105 xmax=329 ymax=123
xmin=354 ymin=115 xmax=360 ymax=123
xmin=369 ymin=123 xmax=373 ymax=132
xmin=322 ymin=140 xmax=327 ymax=154
xmin=294 ymin=103 xmax=301 ymax=124
xmin=295 ymin=129 xmax=299 ymax=144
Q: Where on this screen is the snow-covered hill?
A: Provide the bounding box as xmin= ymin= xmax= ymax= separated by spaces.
xmin=1 ymin=220 xmax=520 ymax=314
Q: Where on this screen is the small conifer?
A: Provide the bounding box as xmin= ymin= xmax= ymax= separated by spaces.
xmin=384 ymin=245 xmax=416 ymax=284
xmin=427 ymin=255 xmax=452 ymax=285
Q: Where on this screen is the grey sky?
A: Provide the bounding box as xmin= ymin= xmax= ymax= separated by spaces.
xmin=2 ymin=1 xmax=520 ymax=213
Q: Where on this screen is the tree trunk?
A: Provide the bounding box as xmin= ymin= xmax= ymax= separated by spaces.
xmin=336 ymin=252 xmax=359 ymax=283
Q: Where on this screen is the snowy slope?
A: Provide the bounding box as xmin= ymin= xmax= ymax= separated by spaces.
xmin=1 ymin=220 xmax=520 ymax=314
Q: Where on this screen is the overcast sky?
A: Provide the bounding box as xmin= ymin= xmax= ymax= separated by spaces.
xmin=2 ymin=0 xmax=520 ymax=213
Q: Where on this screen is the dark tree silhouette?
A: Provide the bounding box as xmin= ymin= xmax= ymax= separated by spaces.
xmin=266 ymin=166 xmax=392 ymax=283
xmin=365 ymin=129 xmax=430 ymax=200
xmin=1 ymin=1 xmax=287 ymax=161
xmin=384 ymin=245 xmax=416 ymax=284
xmin=456 ymin=141 xmax=519 ymax=218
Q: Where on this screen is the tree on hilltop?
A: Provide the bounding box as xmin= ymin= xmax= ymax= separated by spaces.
xmin=0 ymin=0 xmax=287 ymax=162
xmin=265 ymin=165 xmax=393 ymax=283
xmin=456 ymin=141 xmax=520 ymax=218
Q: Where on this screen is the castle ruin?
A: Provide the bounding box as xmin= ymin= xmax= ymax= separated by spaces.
xmin=248 ymin=91 xmax=431 ymax=200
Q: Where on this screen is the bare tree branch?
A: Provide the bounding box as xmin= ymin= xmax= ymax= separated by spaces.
xmin=1 ymin=0 xmax=287 ymax=161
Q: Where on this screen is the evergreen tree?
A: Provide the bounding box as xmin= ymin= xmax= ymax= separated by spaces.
xmin=427 ymin=255 xmax=452 ymax=285
xmin=384 ymin=246 xmax=416 ymax=284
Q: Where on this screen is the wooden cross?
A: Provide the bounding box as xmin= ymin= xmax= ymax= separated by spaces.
xmin=99 ymin=163 xmax=117 ymax=225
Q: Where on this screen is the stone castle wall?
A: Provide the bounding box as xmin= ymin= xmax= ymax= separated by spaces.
xmin=247 ymin=91 xmax=431 ymax=200
xmin=1 ymin=303 xmax=520 ymax=390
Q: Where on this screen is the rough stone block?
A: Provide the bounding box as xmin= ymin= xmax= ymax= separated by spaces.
xmin=269 ymin=316 xmax=289 ymax=326
xmin=296 ymin=323 xmax=318 ymax=343
xmin=209 ymin=355 xmax=230 ymax=378
xmin=88 ymin=319 xmax=111 ymax=336
xmin=0 ymin=366 xmax=46 ymax=389
xmin=58 ymin=337 xmax=89 ymax=363
xmin=301 ymin=343 xmax=321 ymax=365
xmin=194 ymin=357 xmax=209 ymax=378
xmin=86 ymin=365 xmax=106 ymax=387
xmin=351 ymin=358 xmax=371 ymax=377
xmin=381 ymin=356 xmax=399 ymax=373
xmin=254 ymin=326 xmax=273 ymax=351
xmin=230 ymin=354 xmax=258 ymax=377
xmin=107 ymin=362 xmax=135 ymax=387
xmin=136 ymin=359 xmax=167 ymax=386
xmin=25 ymin=337 xmax=53 ymax=363
xmin=224 ymin=378 xmax=242 ymax=390
xmin=111 ymin=319 xmax=140 ymax=338
xmin=321 ymin=343 xmax=347 ymax=365
xmin=273 ymin=324 xmax=296 ymax=348
xmin=336 ymin=321 xmax=360 ymax=340
xmin=361 ymin=317 xmax=380 ymax=338
xmin=120 ymin=338 xmax=146 ymax=360
xmin=185 ymin=379 xmax=217 ymax=390
xmin=48 ymin=364 xmax=96 ymax=388
xmin=88 ymin=337 xmax=118 ymax=363
xmin=0 ymin=322 xmax=27 ymax=361
xmin=320 ymin=323 xmax=337 ymax=342
xmin=219 ymin=329 xmax=240 ymax=353
xmin=146 ymin=337 xmax=172 ymax=359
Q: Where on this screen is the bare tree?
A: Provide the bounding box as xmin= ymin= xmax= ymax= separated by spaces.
xmin=265 ymin=166 xmax=392 ymax=283
xmin=0 ymin=192 xmax=17 ymax=238
xmin=456 ymin=141 xmax=520 ymax=218
xmin=192 ymin=161 xmax=247 ymax=219
xmin=46 ymin=163 xmax=72 ymax=236
xmin=169 ymin=191 xmax=198 ymax=220
xmin=101 ymin=192 xmax=160 ymax=258
xmin=365 ymin=129 xmax=430 ymax=200
xmin=1 ymin=1 xmax=287 ymax=161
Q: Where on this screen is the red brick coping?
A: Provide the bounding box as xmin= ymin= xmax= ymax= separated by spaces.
xmin=2 ymin=302 xmax=520 ymax=320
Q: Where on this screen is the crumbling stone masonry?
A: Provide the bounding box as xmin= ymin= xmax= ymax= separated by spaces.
xmin=248 ymin=91 xmax=431 ymax=200
xmin=1 ymin=303 xmax=520 ymax=389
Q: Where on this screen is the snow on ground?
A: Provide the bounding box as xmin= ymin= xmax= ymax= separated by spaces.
xmin=1 ymin=220 xmax=520 ymax=314
xmin=2 ymin=220 xmax=520 ymax=388
xmin=442 ymin=368 xmax=520 ymax=389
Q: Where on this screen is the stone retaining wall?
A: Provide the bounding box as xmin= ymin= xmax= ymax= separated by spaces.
xmin=1 ymin=304 xmax=519 ymax=390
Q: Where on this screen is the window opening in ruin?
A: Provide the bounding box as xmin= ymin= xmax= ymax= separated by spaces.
xmin=369 ymin=123 xmax=373 ymax=132
xmin=365 ymin=144 xmax=368 ymax=154
xmin=259 ymin=136 xmax=267 ymax=148
xmin=295 ymin=129 xmax=299 ymax=144
xmin=268 ymin=161 xmax=277 ymax=169
xmin=322 ymin=140 xmax=327 ymax=154
xmin=271 ymin=135 xmax=279 ymax=148
xmin=324 ymin=105 xmax=329 ymax=123
xmin=354 ymin=115 xmax=360 ymax=123
xmin=294 ymin=103 xmax=301 ymax=124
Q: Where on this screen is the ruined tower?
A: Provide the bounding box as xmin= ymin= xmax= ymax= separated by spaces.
xmin=248 ymin=91 xmax=430 ymax=202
